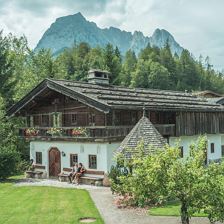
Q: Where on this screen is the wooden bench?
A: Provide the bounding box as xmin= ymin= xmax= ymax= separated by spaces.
xmin=26 ymin=170 xmax=43 ymax=179
xmin=59 ymin=168 xmax=104 ymax=186
xmin=80 ymin=170 xmax=104 ymax=186
xmin=58 ymin=173 xmax=70 ymax=182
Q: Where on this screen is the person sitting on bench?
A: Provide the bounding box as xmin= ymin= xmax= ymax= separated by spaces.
xmin=73 ymin=163 xmax=86 ymax=185
xmin=69 ymin=163 xmax=78 ymax=183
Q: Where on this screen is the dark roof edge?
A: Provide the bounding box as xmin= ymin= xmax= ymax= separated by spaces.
xmin=7 ymin=79 xmax=110 ymax=117
xmin=48 ymin=80 xmax=110 ymax=113
xmin=7 ymin=79 xmax=48 ymax=117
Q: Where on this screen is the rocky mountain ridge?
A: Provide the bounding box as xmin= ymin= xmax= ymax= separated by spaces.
xmin=35 ymin=12 xmax=183 ymax=56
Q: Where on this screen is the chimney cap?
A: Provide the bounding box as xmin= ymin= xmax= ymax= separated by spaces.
xmin=87 ymin=69 xmax=110 ymax=85
xmin=88 ymin=69 xmax=110 ymax=74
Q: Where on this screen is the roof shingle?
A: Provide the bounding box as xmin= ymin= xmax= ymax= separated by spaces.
xmin=118 ymin=115 xmax=166 ymax=157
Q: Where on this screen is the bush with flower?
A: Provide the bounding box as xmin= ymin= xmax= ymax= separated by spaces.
xmin=71 ymin=127 xmax=88 ymax=137
xmin=25 ymin=127 xmax=39 ymax=136
xmin=46 ymin=127 xmax=63 ymax=136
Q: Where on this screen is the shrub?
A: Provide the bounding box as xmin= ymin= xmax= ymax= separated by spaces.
xmin=0 ymin=146 xmax=20 ymax=179
xmin=108 ymin=165 xmax=129 ymax=194
xmin=16 ymin=159 xmax=30 ymax=173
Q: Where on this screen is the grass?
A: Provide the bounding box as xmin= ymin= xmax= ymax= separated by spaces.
xmin=0 ymin=176 xmax=104 ymax=224
xmin=149 ymin=201 xmax=207 ymax=217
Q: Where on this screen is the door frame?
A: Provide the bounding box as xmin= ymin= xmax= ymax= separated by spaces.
xmin=48 ymin=147 xmax=61 ymax=177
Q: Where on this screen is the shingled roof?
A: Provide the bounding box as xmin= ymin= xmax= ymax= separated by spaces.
xmin=118 ymin=115 xmax=166 ymax=157
xmin=7 ymin=78 xmax=224 ymax=116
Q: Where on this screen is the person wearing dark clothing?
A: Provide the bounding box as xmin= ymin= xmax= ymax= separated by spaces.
xmin=74 ymin=163 xmax=86 ymax=185
xmin=68 ymin=163 xmax=78 ymax=183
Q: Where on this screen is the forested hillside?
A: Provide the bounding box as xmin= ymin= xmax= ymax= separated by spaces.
xmin=1 ymin=32 xmax=224 ymax=107
xmin=0 ymin=31 xmax=224 ymax=177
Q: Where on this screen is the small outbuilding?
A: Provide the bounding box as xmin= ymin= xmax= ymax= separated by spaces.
xmin=118 ymin=113 xmax=167 ymax=158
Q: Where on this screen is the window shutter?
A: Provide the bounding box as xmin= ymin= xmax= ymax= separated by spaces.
xmin=53 ymin=113 xmax=56 ymax=127
xmin=70 ymin=154 xmax=73 ymax=167
xmin=30 ymin=116 xmax=34 ymax=127
xmin=57 ymin=112 xmax=62 ymax=127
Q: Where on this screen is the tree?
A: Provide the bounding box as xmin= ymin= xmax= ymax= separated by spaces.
xmin=119 ymin=50 xmax=137 ymax=86
xmin=160 ymin=42 xmax=177 ymax=89
xmin=130 ymin=59 xmax=150 ymax=88
xmin=111 ymin=136 xmax=224 ymax=224
xmin=176 ymin=50 xmax=200 ymax=91
xmin=103 ymin=44 xmax=122 ymax=84
xmin=0 ymin=31 xmax=16 ymax=107
xmin=199 ymin=162 xmax=224 ymax=223
xmin=166 ymin=138 xmax=207 ymax=224
xmin=0 ymin=97 xmax=20 ymax=179
xmin=148 ymin=62 xmax=172 ymax=89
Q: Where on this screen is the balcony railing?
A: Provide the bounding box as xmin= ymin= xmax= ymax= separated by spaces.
xmin=19 ymin=126 xmax=134 ymax=141
xmin=19 ymin=123 xmax=176 ymax=142
xmin=154 ymin=124 xmax=175 ymax=136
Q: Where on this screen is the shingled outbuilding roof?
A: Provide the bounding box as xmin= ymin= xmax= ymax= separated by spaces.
xmin=7 ymin=78 xmax=224 ymax=116
xmin=118 ymin=115 xmax=167 ymax=157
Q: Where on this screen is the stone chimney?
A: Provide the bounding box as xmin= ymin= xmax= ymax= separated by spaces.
xmin=87 ymin=69 xmax=110 ymax=85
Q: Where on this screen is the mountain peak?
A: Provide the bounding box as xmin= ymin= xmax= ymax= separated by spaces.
xmin=35 ymin=13 xmax=183 ymax=56
xmin=150 ymin=28 xmax=182 ymax=54
xmin=55 ymin=12 xmax=86 ymax=24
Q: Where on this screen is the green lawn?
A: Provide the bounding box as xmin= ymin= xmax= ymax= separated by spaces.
xmin=149 ymin=201 xmax=207 ymax=217
xmin=0 ymin=177 xmax=104 ymax=224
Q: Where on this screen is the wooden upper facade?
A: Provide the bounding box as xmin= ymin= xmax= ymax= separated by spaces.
xmin=8 ymin=72 xmax=224 ymax=141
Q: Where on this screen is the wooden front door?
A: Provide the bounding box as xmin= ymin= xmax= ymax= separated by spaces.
xmin=49 ymin=148 xmax=61 ymax=177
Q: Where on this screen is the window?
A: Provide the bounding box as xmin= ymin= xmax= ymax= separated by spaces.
xmin=222 ymin=145 xmax=224 ymax=157
xmin=53 ymin=112 xmax=62 ymax=127
xmin=41 ymin=114 xmax=49 ymax=127
xmin=89 ymin=155 xmax=97 ymax=169
xmin=36 ymin=152 xmax=42 ymax=164
xmin=211 ymin=143 xmax=215 ymax=153
xmin=179 ymin=146 xmax=184 ymax=158
xmin=89 ymin=113 xmax=95 ymax=125
xmin=71 ymin=114 xmax=77 ymax=125
xmin=33 ymin=115 xmax=39 ymax=127
xmin=70 ymin=154 xmax=78 ymax=167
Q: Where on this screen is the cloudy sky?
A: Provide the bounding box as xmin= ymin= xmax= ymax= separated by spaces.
xmin=0 ymin=0 xmax=223 ymax=70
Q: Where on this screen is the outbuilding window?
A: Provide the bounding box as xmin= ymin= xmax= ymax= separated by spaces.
xmin=70 ymin=154 xmax=78 ymax=167
xmin=179 ymin=146 xmax=184 ymax=158
xmin=211 ymin=143 xmax=215 ymax=153
xmin=89 ymin=155 xmax=97 ymax=169
xmin=36 ymin=152 xmax=42 ymax=164
xmin=71 ymin=114 xmax=77 ymax=125
xmin=221 ymin=145 xmax=224 ymax=157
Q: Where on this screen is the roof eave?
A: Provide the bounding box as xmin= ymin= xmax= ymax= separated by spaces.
xmin=7 ymin=79 xmax=111 ymax=117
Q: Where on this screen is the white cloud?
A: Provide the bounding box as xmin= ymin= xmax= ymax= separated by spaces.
xmin=0 ymin=0 xmax=223 ymax=70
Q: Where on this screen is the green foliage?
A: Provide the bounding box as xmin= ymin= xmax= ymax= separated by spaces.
xmin=0 ymin=146 xmax=20 ymax=179
xmin=199 ymin=162 xmax=224 ymax=223
xmin=111 ymin=137 xmax=224 ymax=224
xmin=0 ymin=31 xmax=17 ymax=107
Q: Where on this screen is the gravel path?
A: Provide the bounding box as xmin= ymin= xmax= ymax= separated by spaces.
xmin=88 ymin=188 xmax=212 ymax=224
xmin=15 ymin=178 xmax=107 ymax=190
xmin=15 ymin=179 xmax=212 ymax=224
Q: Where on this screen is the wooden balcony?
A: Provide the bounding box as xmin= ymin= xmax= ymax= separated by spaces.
xmin=154 ymin=124 xmax=175 ymax=136
xmin=19 ymin=123 xmax=176 ymax=142
xmin=19 ymin=126 xmax=134 ymax=142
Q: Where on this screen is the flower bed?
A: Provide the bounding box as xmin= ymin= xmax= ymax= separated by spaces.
xmin=25 ymin=128 xmax=39 ymax=136
xmin=71 ymin=127 xmax=88 ymax=137
xmin=46 ymin=127 xmax=63 ymax=136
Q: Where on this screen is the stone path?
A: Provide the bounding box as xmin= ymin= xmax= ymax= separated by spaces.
xmin=15 ymin=179 xmax=211 ymax=224
xmin=15 ymin=178 xmax=106 ymax=190
xmin=88 ymin=188 xmax=211 ymax=224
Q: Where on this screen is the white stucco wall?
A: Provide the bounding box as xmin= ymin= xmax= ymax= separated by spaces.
xmin=30 ymin=141 xmax=120 ymax=177
xmin=221 ymin=135 xmax=224 ymax=146
xmin=169 ymin=134 xmax=222 ymax=162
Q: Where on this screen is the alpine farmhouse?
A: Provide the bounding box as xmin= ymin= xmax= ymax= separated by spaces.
xmin=7 ymin=69 xmax=224 ymax=179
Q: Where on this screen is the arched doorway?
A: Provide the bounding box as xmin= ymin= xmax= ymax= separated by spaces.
xmin=49 ymin=147 xmax=61 ymax=177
